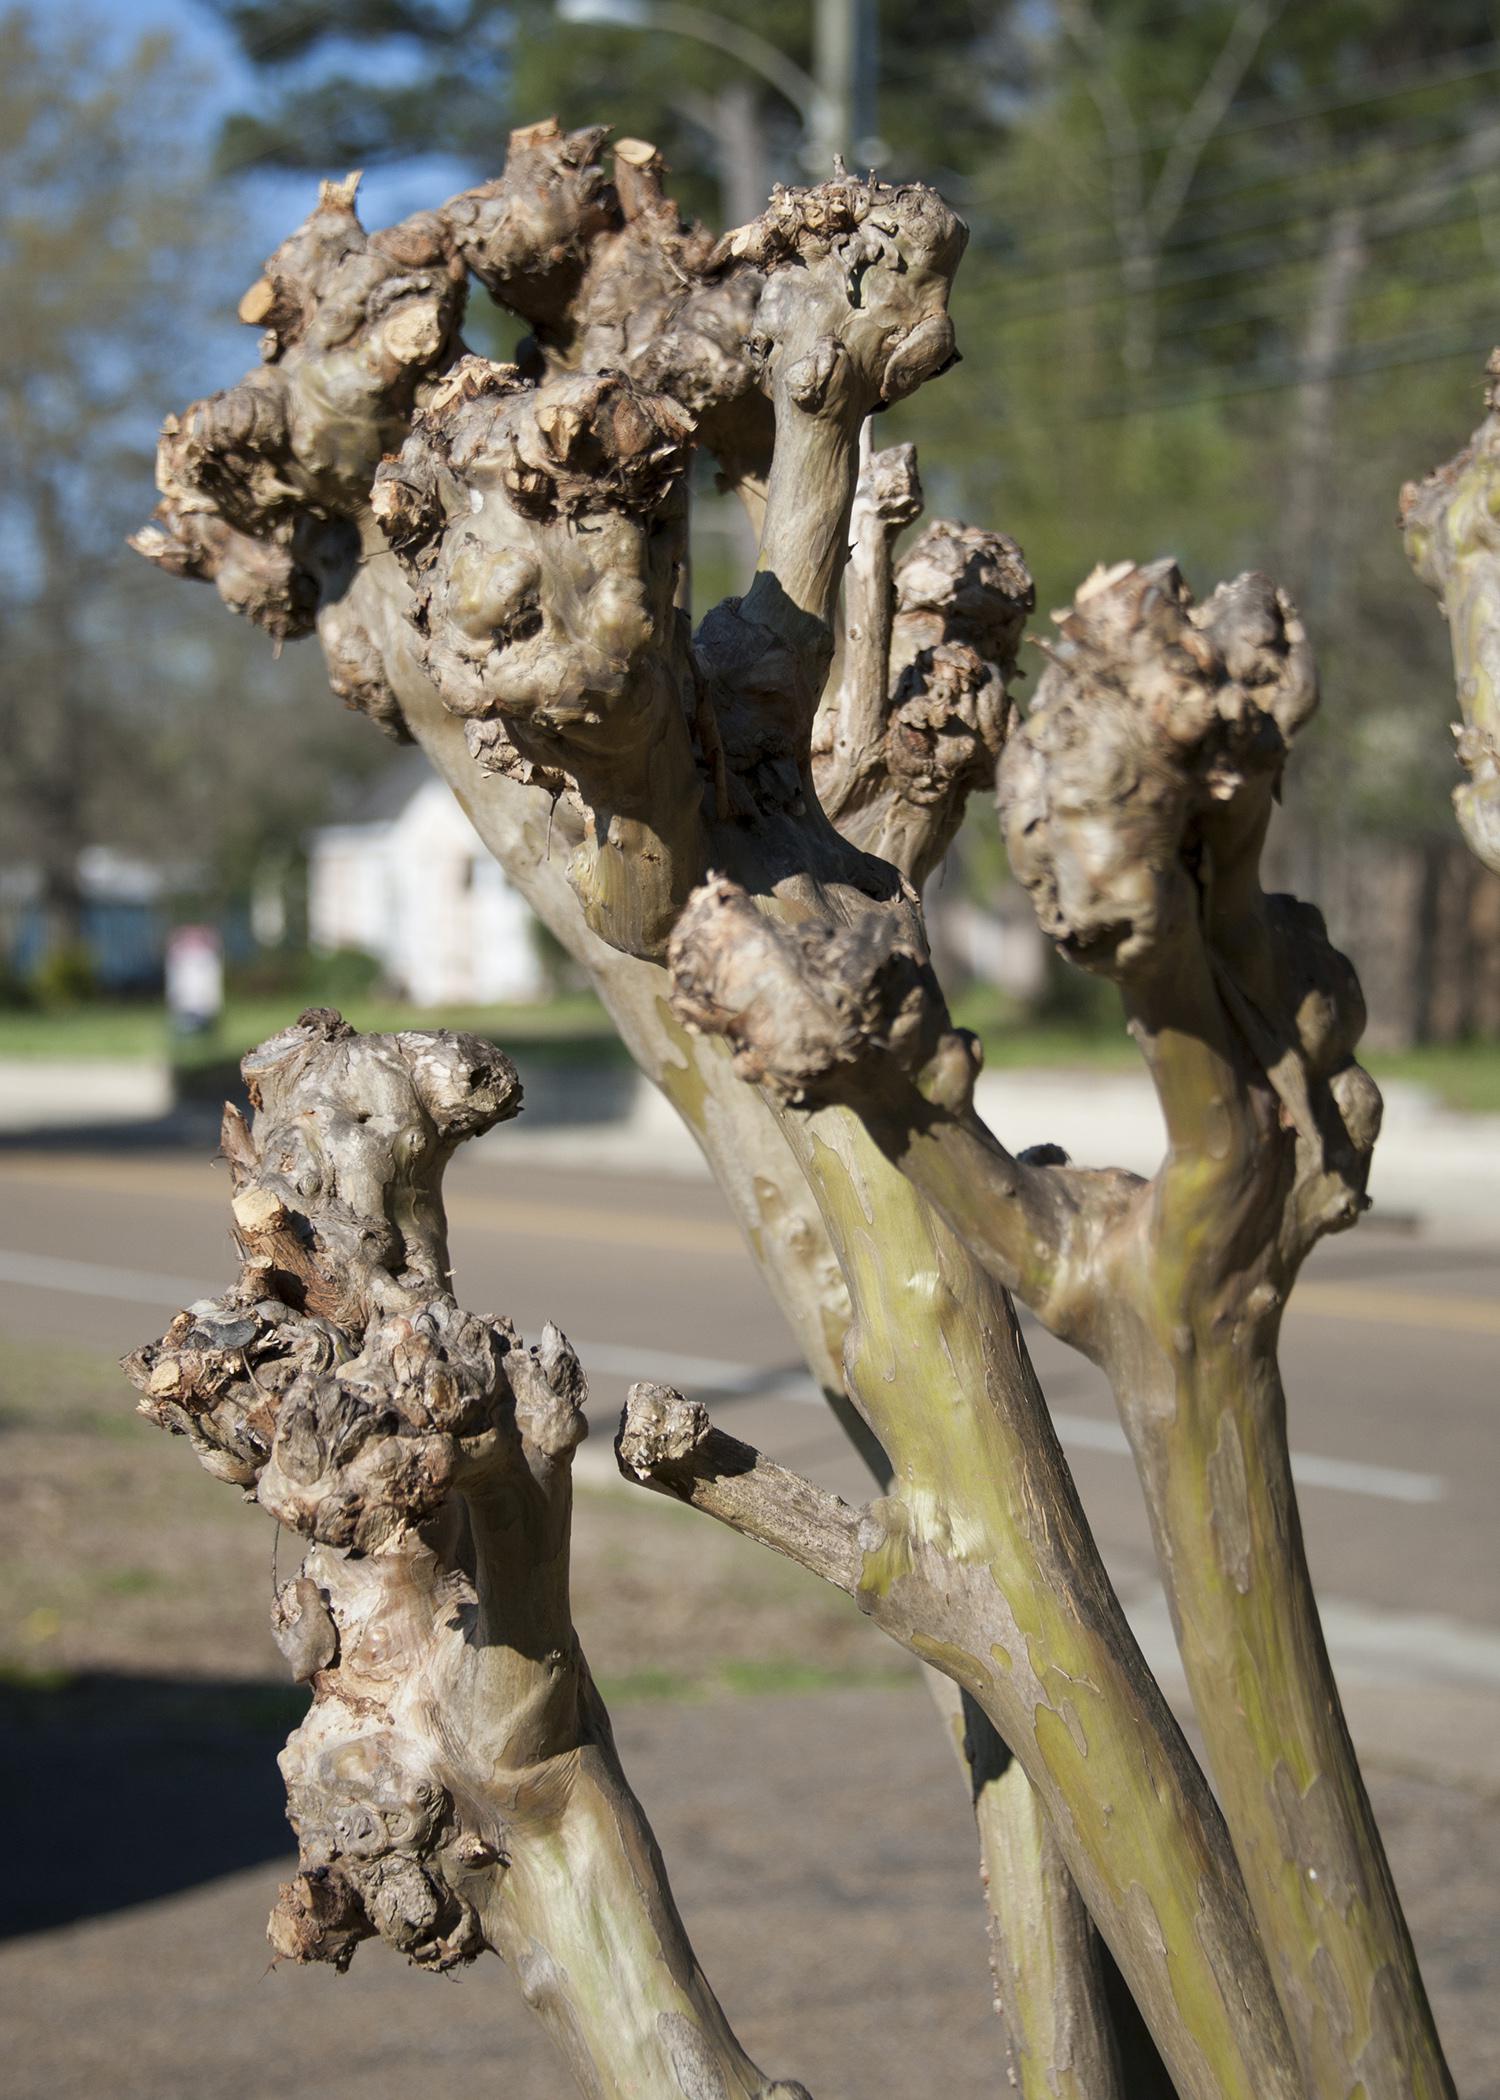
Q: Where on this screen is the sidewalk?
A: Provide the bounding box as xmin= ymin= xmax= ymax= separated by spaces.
xmin=490 ymin=1063 xmax=1500 ymax=1238
xmin=0 ymin=1058 xmax=172 ymax=1132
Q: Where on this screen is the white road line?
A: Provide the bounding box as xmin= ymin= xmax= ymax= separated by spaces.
xmin=1046 ymin=1409 xmax=1445 ymax=1507
xmin=0 ymin=1248 xmax=1449 ymax=1505
xmin=566 ymin=1338 xmax=804 ymax=1397
xmin=0 ymin=1248 xmax=218 ymax=1308
xmin=1121 ymin=1584 xmax=1500 ymax=1693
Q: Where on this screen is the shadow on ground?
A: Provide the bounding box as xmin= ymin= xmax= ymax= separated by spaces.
xmin=0 ymin=1109 xmax=226 ymax=1157
xmin=0 ymin=1674 xmax=305 ymax=1934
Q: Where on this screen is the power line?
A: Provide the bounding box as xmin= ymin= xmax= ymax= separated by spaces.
xmin=1110 ymin=39 xmax=1500 ymax=158
xmin=1060 ymin=323 xmax=1496 ymax=424
xmin=975 ymin=128 xmax=1500 ymax=302
xmin=987 ymin=183 xmax=1496 ymax=325
xmin=1146 ymin=258 xmax=1496 ymax=363
xmin=973 ymin=98 xmax=1500 ymax=268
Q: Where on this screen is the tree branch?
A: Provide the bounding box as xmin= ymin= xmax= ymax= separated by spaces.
xmin=629 ymin=1074 xmax=1304 ymax=2100
xmin=986 ymin=559 xmax=1450 ymax=2100
xmin=124 ymin=1011 xmax=811 ymax=2100
xmin=617 ymin=1381 xmax=865 ymax=1593
xmin=702 ymin=170 xmax=967 ymax=739
xmin=814 ymin=442 xmax=1033 ymax=889
xmin=1403 ymin=351 xmax=1500 ymax=873
xmin=1146 ymin=2 xmax=1283 ymax=244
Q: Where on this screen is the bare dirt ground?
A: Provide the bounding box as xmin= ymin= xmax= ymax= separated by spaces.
xmin=2 ymin=1332 xmax=1496 ymax=2099
xmin=0 ymin=1334 xmax=906 ymax=1697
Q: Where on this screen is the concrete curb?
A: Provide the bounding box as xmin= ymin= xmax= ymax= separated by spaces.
xmin=0 ymin=1058 xmax=173 ymax=1133
xmin=493 ymin=1063 xmax=1500 ymax=1238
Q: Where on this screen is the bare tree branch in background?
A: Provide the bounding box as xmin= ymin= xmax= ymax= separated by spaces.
xmin=1055 ymin=0 xmax=1284 ymax=373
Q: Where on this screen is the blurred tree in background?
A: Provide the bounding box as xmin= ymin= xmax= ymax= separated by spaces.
xmin=13 ymin=0 xmax=1498 ymax=1031
xmin=198 ymin=0 xmax=1500 ymax=1037
xmin=0 ymin=6 xmax=383 ymax=974
xmin=203 ymin=0 xmax=1500 ymax=861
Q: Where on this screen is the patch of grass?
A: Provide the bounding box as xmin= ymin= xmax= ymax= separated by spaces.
xmin=0 ymin=1003 xmax=171 ymax=1061
xmin=597 ymin=1658 xmax=913 ymax=1704
xmin=953 ymin=986 xmax=1500 ymax=1112
xmin=98 ymin=1567 xmax=171 ymax=1598
xmin=0 ymin=1336 xmax=134 ymax=1434
xmin=1366 ymin=1043 xmax=1500 ymax=1116
xmin=0 ymin=991 xmax=616 ymax=1065
xmin=970 ymin=1021 xmax=1139 ymax=1073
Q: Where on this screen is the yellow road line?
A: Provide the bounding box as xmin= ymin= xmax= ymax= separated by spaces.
xmin=0 ymin=1156 xmax=745 ymax=1258
xmin=0 ymin=1155 xmax=219 ymax=1200
xmin=445 ymin=1191 xmax=743 ymax=1257
xmin=2 ymin=1157 xmax=1495 ymax=1329
xmin=1293 ymin=1280 xmax=1500 ymax=1339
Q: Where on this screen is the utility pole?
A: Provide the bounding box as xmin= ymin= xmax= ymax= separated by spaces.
xmin=812 ymin=0 xmax=878 ymax=173
xmin=559 ymin=1 xmax=880 ymax=180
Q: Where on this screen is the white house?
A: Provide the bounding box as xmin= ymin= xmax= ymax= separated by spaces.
xmin=308 ymin=754 xmax=547 ymax=1006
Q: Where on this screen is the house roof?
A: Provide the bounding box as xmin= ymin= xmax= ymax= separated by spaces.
xmin=345 ymin=749 xmax=433 ymax=826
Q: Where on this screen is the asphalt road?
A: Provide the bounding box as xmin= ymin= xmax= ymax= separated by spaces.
xmin=1 ymin=1126 xmax=1496 ymax=1782
xmin=2 ymin=1129 xmax=1497 ymax=2098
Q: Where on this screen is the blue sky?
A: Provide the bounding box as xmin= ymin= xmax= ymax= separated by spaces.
xmin=53 ymin=0 xmax=481 ymax=246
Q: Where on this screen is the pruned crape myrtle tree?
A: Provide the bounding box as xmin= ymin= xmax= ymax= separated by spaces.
xmin=128 ymin=124 xmax=1456 ymax=2100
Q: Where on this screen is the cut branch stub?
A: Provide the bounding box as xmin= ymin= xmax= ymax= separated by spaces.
xmin=881 ymin=531 xmax=1029 ymax=832
xmin=668 ymin=874 xmax=979 ymax=1112
xmin=127 ymin=509 xmax=326 ymax=644
xmin=816 ymin=493 xmax=1035 ymax=887
xmin=445 ymin=123 xmax=771 ymax=494
xmin=997 ymin=558 xmax=1377 ymax=1249
xmin=124 ymin=1008 xmax=532 ymax=1548
xmin=441 ymin=119 xmax=615 ymax=330
xmin=133 ymin=176 xmax=465 ymax=638
xmin=894 ymin=518 xmax=1036 ymax=679
xmin=719 ymin=170 xmax=966 ymax=415
xmin=156 ymin=180 xmax=464 ymax=531
xmin=122 ymin=1011 xmax=816 ymax=2100
xmin=372 ymin=356 xmax=707 ymax=957
xmin=999 ymin=559 xmax=1315 ymax=983
xmin=120 ymin=1014 xmax=565 ymax=1965
xmin=1401 ymin=348 xmax=1500 ymax=872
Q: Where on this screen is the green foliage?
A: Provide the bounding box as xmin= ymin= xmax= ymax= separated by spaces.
xmin=301 ymin=943 xmax=384 ymax=1001
xmin=28 ymin=941 xmax=96 ymax=1009
xmin=0 ymin=11 xmax=387 ymax=931
xmin=204 ymin=1 xmax=1500 ymax=859
xmin=227 ymin=943 xmax=386 ymax=1003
